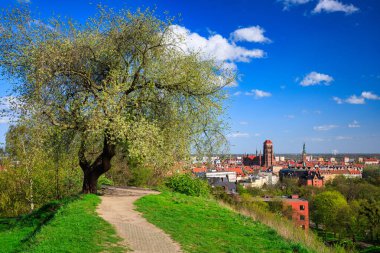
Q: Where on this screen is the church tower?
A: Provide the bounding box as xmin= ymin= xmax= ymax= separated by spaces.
xmin=302 ymin=143 xmax=307 ymax=163
xmin=263 ymin=140 xmax=274 ymax=168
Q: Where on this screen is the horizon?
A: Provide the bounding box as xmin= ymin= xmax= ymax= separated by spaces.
xmin=0 ymin=0 xmax=379 ymax=153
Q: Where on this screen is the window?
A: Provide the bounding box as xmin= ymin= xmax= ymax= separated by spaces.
xmin=301 ymin=225 xmax=306 ymax=230
xmin=300 ymin=205 xmax=305 ymax=210
xmin=300 ymin=215 xmax=305 ymax=221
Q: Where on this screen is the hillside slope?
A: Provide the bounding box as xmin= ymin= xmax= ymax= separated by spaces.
xmin=0 ymin=195 xmax=125 ymax=253
xmin=135 ymin=192 xmax=311 ymax=253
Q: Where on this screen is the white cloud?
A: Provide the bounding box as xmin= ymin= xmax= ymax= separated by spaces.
xmin=336 ymin=136 xmax=352 ymax=140
xmin=334 ymin=91 xmax=380 ymax=104
xmin=310 ymin=137 xmax=326 ymax=142
xmin=346 ymin=95 xmax=365 ymax=104
xmin=313 ymin=124 xmax=338 ymax=131
xmin=17 ymin=0 xmax=31 ymax=3
xmin=254 ymin=133 xmax=261 ymax=137
xmin=0 ymin=117 xmax=10 ymax=124
xmin=280 ymin=0 xmax=311 ymax=10
xmin=169 ymin=25 xmax=267 ymax=87
xmin=169 ymin=25 xmax=265 ymax=63
xmin=239 ymin=121 xmax=248 ymax=125
xmin=0 ymin=96 xmax=19 ymax=111
xmin=300 ymin=71 xmax=333 ymax=86
xmin=361 ymin=91 xmax=380 ymax=100
xmin=285 ymin=114 xmax=295 ymax=119
xmin=227 ymin=132 xmax=250 ymax=138
xmin=313 ymin=0 xmax=359 ymax=14
xmin=0 ymin=96 xmax=19 ymax=124
xmin=348 ymin=120 xmax=360 ymax=128
xmin=245 ymin=89 xmax=272 ymax=99
xmin=232 ymin=91 xmax=242 ymax=96
xmin=333 ymin=97 xmax=343 ymax=104
xmin=230 ymin=26 xmax=271 ymax=43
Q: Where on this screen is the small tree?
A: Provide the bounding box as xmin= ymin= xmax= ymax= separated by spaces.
xmin=0 ymin=7 xmax=232 ymax=193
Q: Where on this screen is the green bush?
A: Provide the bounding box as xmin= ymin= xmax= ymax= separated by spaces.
xmin=97 ymin=175 xmax=114 ymax=189
xmin=165 ymin=174 xmax=210 ymax=197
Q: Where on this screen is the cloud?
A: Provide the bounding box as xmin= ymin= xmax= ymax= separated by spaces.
xmin=245 ymin=89 xmax=272 ymax=99
xmin=227 ymin=132 xmax=250 ymax=138
xmin=336 ymin=136 xmax=352 ymax=140
xmin=310 ymin=137 xmax=326 ymax=142
xmin=169 ymin=25 xmax=268 ymax=87
xmin=17 ymin=0 xmax=31 ymax=3
xmin=313 ymin=124 xmax=338 ymax=131
xmin=313 ymin=0 xmax=359 ymax=14
xmin=0 ymin=117 xmax=10 ymax=124
xmin=361 ymin=91 xmax=380 ymax=100
xmin=346 ymin=95 xmax=365 ymax=104
xmin=230 ymin=26 xmax=271 ymax=43
xmin=348 ymin=120 xmax=360 ymax=128
xmin=333 ymin=97 xmax=343 ymax=104
xmin=254 ymin=133 xmax=261 ymax=137
xmin=300 ymin=71 xmax=333 ymax=86
xmin=239 ymin=121 xmax=248 ymax=125
xmin=285 ymin=114 xmax=295 ymax=119
xmin=280 ymin=0 xmax=311 ymax=10
xmin=169 ymin=25 xmax=265 ymax=63
xmin=334 ymin=91 xmax=380 ymax=104
xmin=0 ymin=96 xmax=19 ymax=124
xmin=232 ymin=91 xmax=242 ymax=96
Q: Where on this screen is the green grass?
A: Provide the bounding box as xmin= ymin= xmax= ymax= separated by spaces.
xmin=135 ymin=192 xmax=311 ymax=253
xmin=0 ymin=194 xmax=125 ymax=253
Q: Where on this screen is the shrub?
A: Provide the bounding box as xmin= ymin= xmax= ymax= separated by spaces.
xmin=97 ymin=175 xmax=114 ymax=189
xmin=165 ymin=174 xmax=210 ymax=197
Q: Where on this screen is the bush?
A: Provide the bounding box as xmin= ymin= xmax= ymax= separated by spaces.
xmin=165 ymin=174 xmax=210 ymax=197
xmin=97 ymin=175 xmax=114 ymax=189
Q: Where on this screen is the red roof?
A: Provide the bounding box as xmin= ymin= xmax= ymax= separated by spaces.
xmin=225 ymin=167 xmax=245 ymax=176
xmin=247 ymin=155 xmax=256 ymax=160
xmin=193 ymin=167 xmax=207 ymax=173
xmin=264 ymin=140 xmax=273 ymax=144
xmin=243 ymin=166 xmax=254 ymax=173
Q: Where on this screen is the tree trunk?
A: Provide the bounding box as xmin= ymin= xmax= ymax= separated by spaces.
xmin=82 ymin=169 xmax=100 ymax=194
xmin=79 ymin=135 xmax=116 ymax=194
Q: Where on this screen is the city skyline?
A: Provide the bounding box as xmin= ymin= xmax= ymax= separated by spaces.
xmin=0 ymin=0 xmax=379 ymax=153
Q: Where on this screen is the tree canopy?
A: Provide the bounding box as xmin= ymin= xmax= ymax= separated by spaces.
xmin=0 ymin=6 xmax=232 ymax=193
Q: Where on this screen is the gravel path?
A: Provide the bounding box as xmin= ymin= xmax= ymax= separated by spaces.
xmin=97 ymin=187 xmax=182 ymax=253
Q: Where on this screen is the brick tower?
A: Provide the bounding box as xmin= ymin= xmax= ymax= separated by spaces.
xmin=263 ymin=140 xmax=274 ymax=168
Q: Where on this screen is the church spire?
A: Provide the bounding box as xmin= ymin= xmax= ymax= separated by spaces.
xmin=302 ymin=143 xmax=307 ymax=163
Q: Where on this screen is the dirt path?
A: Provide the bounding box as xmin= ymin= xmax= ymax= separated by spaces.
xmin=97 ymin=187 xmax=182 ymax=253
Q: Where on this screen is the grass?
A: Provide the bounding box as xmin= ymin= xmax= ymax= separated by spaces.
xmin=135 ymin=191 xmax=311 ymax=253
xmin=0 ymin=194 xmax=125 ymax=253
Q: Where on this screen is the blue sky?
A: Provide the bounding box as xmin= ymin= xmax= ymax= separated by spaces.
xmin=0 ymin=0 xmax=379 ymax=154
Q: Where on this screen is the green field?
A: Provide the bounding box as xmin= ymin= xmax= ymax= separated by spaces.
xmin=135 ymin=192 xmax=311 ymax=253
xmin=0 ymin=194 xmax=125 ymax=253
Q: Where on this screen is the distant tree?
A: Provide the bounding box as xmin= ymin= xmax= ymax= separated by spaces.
xmin=311 ymin=191 xmax=348 ymax=234
xmin=0 ymin=7 xmax=232 ymax=193
xmin=359 ymin=199 xmax=380 ymax=242
xmin=362 ymin=165 xmax=380 ymax=186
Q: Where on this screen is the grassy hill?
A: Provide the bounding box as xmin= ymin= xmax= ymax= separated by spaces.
xmin=0 ymin=194 xmax=125 ymax=253
xmin=135 ymin=191 xmax=312 ymax=253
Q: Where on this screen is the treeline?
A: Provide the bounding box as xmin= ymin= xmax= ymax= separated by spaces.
xmin=0 ymin=124 xmax=83 ymax=217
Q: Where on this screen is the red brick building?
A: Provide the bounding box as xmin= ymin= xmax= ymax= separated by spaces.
xmin=282 ymin=195 xmax=309 ymax=231
xmin=263 ymin=140 xmax=274 ymax=168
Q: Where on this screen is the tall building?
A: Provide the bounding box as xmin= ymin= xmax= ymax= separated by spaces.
xmin=263 ymin=140 xmax=274 ymax=168
xmin=302 ymin=143 xmax=307 ymax=163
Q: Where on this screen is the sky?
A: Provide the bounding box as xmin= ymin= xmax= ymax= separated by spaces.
xmin=0 ymin=0 xmax=379 ymax=154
